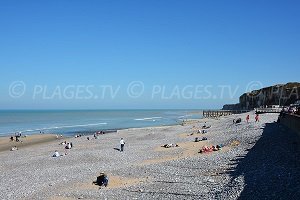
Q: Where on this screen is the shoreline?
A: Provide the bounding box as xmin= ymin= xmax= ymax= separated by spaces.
xmin=0 ymin=121 xmax=184 ymax=138
xmin=0 ymin=119 xmax=197 ymax=153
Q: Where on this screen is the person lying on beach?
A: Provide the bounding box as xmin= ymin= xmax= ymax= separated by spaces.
xmin=10 ymin=146 xmax=18 ymax=151
xmin=202 ymin=125 xmax=211 ymax=129
xmin=161 ymin=143 xmax=179 ymax=148
xmin=53 ymin=150 xmax=61 ymax=157
xmin=194 ymin=137 xmax=207 ymax=142
xmin=199 ymin=145 xmax=222 ymax=153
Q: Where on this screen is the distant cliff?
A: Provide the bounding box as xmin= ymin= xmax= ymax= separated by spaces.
xmin=223 ymin=82 xmax=300 ymax=110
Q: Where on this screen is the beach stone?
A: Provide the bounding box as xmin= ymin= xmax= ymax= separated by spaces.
xmin=208 ymin=179 xmax=215 ymax=183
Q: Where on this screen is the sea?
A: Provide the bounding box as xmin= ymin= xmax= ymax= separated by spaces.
xmin=0 ymin=110 xmax=203 ymax=137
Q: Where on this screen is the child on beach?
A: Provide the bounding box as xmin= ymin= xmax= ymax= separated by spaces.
xmin=246 ymin=115 xmax=250 ymax=123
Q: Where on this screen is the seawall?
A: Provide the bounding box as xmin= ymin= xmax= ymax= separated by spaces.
xmin=279 ymin=113 xmax=300 ymax=136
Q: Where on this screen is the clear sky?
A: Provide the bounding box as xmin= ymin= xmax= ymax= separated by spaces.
xmin=0 ymin=0 xmax=299 ymax=109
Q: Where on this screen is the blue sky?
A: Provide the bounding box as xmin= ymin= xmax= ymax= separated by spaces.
xmin=0 ymin=0 xmax=299 ymax=109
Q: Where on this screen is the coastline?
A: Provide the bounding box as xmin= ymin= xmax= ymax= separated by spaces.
xmin=1 ymin=112 xmax=299 ymax=199
xmin=0 ymin=119 xmax=184 ymax=153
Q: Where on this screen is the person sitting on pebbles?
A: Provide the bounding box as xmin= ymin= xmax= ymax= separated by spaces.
xmin=10 ymin=146 xmax=18 ymax=151
xmin=202 ymin=122 xmax=211 ymax=129
xmin=93 ymin=173 xmax=109 ymax=188
xmin=65 ymin=143 xmax=72 ymax=149
xmin=53 ymin=150 xmax=61 ymax=157
xmin=162 ymin=143 xmax=179 ymax=148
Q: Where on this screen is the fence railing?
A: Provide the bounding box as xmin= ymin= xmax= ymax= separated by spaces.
xmin=255 ymin=108 xmax=283 ymax=114
xmin=203 ymin=110 xmax=251 ymax=118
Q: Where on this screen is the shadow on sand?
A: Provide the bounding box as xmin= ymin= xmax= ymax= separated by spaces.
xmin=222 ymin=122 xmax=300 ymax=200
xmin=113 ymin=148 xmax=120 ymax=152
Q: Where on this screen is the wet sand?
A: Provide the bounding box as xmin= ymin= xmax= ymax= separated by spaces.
xmin=0 ymin=134 xmax=60 ymax=152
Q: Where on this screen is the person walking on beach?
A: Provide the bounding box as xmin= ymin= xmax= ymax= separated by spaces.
xmin=255 ymin=114 xmax=259 ymax=122
xmin=120 ymin=138 xmax=125 ymax=152
xmin=246 ymin=115 xmax=250 ymax=123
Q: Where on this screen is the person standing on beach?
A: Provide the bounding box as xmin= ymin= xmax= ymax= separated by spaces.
xmin=120 ymin=138 xmax=125 ymax=152
xmin=246 ymin=115 xmax=250 ymax=123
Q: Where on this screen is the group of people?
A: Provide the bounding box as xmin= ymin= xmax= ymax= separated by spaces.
xmin=10 ymin=133 xmax=22 ymax=142
xmin=282 ymin=105 xmax=300 ymax=115
xmin=59 ymin=141 xmax=72 ymax=147
xmin=53 ymin=141 xmax=73 ymax=157
xmin=199 ymin=145 xmax=222 ymax=153
xmin=194 ymin=122 xmax=210 ymax=134
xmin=233 ymin=114 xmax=260 ymax=124
xmin=246 ymin=114 xmax=260 ymax=123
xmin=93 ymin=131 xmax=105 ymax=139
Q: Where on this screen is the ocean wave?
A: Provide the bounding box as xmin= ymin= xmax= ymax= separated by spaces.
xmin=13 ymin=122 xmax=108 ymax=134
xmin=178 ymin=115 xmax=191 ymax=119
xmin=134 ymin=117 xmax=162 ymax=121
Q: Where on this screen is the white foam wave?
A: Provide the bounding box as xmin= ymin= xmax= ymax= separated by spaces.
xmin=178 ymin=115 xmax=192 ymax=119
xmin=134 ymin=117 xmax=162 ymax=121
xmin=42 ymin=123 xmax=108 ymax=130
xmin=14 ymin=122 xmax=108 ymax=134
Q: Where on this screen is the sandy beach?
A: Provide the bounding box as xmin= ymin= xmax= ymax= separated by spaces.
xmin=0 ymin=112 xmax=299 ymax=200
xmin=0 ymin=134 xmax=59 ymax=153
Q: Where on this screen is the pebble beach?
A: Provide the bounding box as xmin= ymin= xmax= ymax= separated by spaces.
xmin=1 ymin=112 xmax=299 ymax=200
